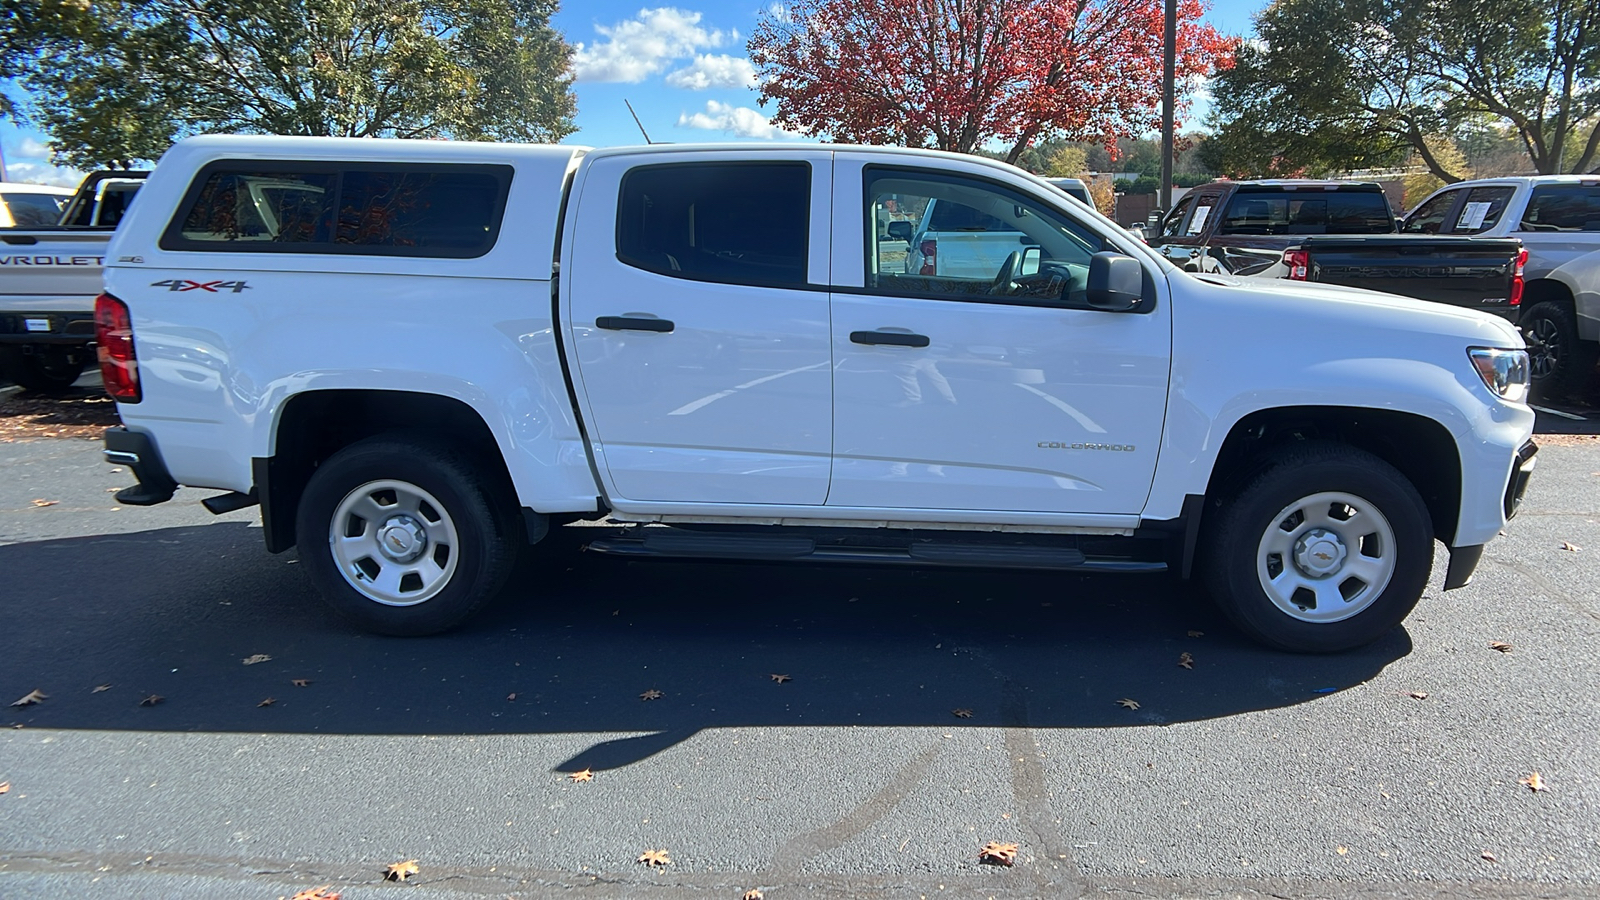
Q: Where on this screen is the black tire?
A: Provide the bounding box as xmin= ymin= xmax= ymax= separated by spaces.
xmin=295 ymin=435 xmax=519 ymax=636
xmin=1522 ymin=301 xmax=1598 ymax=397
xmin=0 ymin=346 xmax=88 ymax=394
xmin=1200 ymin=443 xmax=1433 ymax=653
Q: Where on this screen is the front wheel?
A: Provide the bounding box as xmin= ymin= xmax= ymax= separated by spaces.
xmin=295 ymin=435 xmax=518 ymax=636
xmin=1201 ymin=443 xmax=1433 ymax=652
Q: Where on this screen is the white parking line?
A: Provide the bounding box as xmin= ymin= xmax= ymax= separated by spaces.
xmin=1532 ymin=405 xmax=1588 ymax=421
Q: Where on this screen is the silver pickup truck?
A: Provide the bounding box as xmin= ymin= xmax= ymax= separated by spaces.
xmin=0 ymin=171 xmax=145 ymax=392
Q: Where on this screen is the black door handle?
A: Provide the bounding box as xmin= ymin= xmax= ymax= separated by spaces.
xmin=596 ymin=316 xmax=674 ymax=333
xmin=850 ymin=330 xmax=930 ymax=348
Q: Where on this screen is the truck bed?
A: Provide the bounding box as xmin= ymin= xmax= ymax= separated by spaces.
xmin=1297 ymin=236 xmax=1525 ymax=317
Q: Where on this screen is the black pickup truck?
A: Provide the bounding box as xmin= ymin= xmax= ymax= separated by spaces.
xmin=1145 ymin=180 xmax=1525 ymax=319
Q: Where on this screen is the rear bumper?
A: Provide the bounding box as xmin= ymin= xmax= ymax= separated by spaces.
xmin=0 ymin=310 xmax=95 ymax=344
xmin=103 ymin=426 xmax=178 ymax=505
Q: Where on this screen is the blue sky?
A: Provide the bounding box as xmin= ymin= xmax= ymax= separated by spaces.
xmin=1 ymin=0 xmax=1267 ymax=184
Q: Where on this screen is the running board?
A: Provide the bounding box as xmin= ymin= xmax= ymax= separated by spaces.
xmin=585 ymin=531 xmax=1165 ymax=573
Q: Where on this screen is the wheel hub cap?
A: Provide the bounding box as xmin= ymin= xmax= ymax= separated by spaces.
xmin=1293 ymin=528 xmax=1347 ymax=577
xmin=377 ymin=515 xmax=428 ymax=563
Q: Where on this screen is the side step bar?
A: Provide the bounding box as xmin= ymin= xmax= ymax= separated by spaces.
xmin=586 ymin=530 xmax=1166 ymax=573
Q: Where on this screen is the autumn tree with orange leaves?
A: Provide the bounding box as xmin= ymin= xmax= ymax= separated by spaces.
xmin=749 ymin=0 xmax=1232 ymax=163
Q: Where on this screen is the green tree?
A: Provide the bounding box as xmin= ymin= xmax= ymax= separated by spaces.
xmin=3 ymin=0 xmax=576 ymax=169
xmin=1205 ymin=0 xmax=1600 ymax=179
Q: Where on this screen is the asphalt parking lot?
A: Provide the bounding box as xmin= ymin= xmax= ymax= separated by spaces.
xmin=0 ymin=380 xmax=1598 ymax=899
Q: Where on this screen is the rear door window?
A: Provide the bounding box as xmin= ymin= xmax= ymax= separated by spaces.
xmin=1220 ymin=190 xmax=1393 ymax=235
xmin=163 ymin=162 xmax=513 ymax=257
xmin=1447 ymin=186 xmax=1515 ymax=234
xmin=1519 ymin=184 xmax=1600 ymax=232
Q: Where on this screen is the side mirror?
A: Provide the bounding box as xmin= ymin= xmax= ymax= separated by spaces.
xmin=887 ymin=221 xmax=913 ymax=242
xmin=1085 ymin=252 xmax=1144 ymax=312
xmin=1020 ymin=246 xmax=1041 ymax=276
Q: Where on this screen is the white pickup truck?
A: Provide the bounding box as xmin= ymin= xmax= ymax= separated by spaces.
xmin=97 ymin=135 xmax=1537 ymax=653
xmin=1403 ymin=176 xmax=1600 ymax=395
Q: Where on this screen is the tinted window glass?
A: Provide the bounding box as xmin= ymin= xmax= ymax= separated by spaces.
xmin=1447 ymin=186 xmax=1515 ymax=234
xmin=1520 ymin=185 xmax=1600 ymax=232
xmin=616 ymin=162 xmax=810 ymax=287
xmin=1402 ymin=189 xmax=1462 ymax=233
xmin=1 ymin=192 xmax=68 ymax=227
xmin=165 ymin=163 xmax=511 ymax=257
xmin=865 ymin=167 xmax=1107 ymax=306
xmin=1184 ymin=197 xmax=1217 ymax=236
xmin=1159 ymin=196 xmax=1194 ymax=238
xmin=1220 ymin=190 xmax=1393 ymax=235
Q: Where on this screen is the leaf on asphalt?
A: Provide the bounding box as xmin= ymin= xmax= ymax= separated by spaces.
xmin=1178 ymin=652 xmax=1194 ymax=669
xmin=1117 ymin=698 xmax=1140 ymax=710
xmin=1489 ymin=641 xmax=1514 ymax=653
xmin=291 ymin=679 xmax=311 ymax=688
xmin=637 ymin=848 xmax=671 ymax=867
xmin=0 ymin=782 xmax=9 ymax=794
xmin=10 ymin=689 xmax=46 ymax=707
xmin=382 ymin=859 xmax=419 ymax=882
xmin=30 ymin=499 xmax=58 ymax=507
xmin=952 ymin=708 xmax=973 ymax=718
xmin=742 ymin=890 xmax=764 ymax=900
xmin=639 ymin=689 xmax=664 ymax=701
xmin=139 ymin=694 xmax=163 ymax=707
xmin=569 ymin=768 xmax=594 ymax=782
xmin=769 ymin=674 xmax=791 ymax=684
xmin=1187 ymin=630 xmax=1204 ymax=638
xmin=241 ymin=654 xmax=272 ymax=665
xmin=290 ymin=886 xmax=341 ymax=900
xmin=92 ymin=684 xmax=112 ymax=693
xmin=506 ymin=693 xmax=517 ymax=701
xmin=1518 ymin=772 xmax=1546 ymax=793
xmin=1336 ymin=845 xmax=1348 ymax=855
xmin=1560 ymin=541 xmax=1580 ymax=551
xmin=1406 ymin=691 xmax=1429 ymax=701
xmin=1481 ymin=850 xmax=1497 ymax=863
xmin=258 ymin=697 xmax=276 ymax=708
xmin=978 ymin=841 xmax=1019 ymax=866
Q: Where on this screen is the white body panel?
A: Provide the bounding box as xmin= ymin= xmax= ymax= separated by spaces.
xmin=105 ymin=136 xmax=1533 ymax=552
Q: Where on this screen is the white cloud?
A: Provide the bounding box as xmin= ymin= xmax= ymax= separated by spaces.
xmin=676 ymin=100 xmax=796 ymax=140
xmin=572 ymin=8 xmax=730 ymax=84
xmin=2 ymin=159 xmax=85 ymax=188
xmin=664 ymin=54 xmax=758 ymax=90
xmin=17 ymin=137 xmax=52 ymax=158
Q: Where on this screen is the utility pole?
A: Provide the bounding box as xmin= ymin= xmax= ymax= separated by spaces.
xmin=1159 ymin=0 xmax=1176 ymax=212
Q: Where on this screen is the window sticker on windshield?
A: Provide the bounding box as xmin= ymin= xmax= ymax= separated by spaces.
xmin=1186 ymin=204 xmax=1211 ymax=235
xmin=1458 ymin=201 xmax=1493 ymax=230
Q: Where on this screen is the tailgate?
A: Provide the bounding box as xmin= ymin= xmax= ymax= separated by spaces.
xmin=1301 ymin=236 xmax=1523 ymax=311
xmin=0 ymin=230 xmax=111 ymax=305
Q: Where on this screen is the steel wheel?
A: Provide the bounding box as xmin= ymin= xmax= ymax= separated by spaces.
xmin=1255 ymin=491 xmax=1397 ymax=624
xmin=329 ymin=479 xmax=460 ymax=606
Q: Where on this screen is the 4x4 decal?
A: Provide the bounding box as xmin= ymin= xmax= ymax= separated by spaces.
xmin=150 ymin=279 xmax=251 ymax=293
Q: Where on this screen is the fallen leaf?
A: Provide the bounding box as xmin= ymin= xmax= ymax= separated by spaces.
xmin=139 ymin=694 xmax=163 ymax=707
xmin=1406 ymin=691 xmax=1429 ymax=701
xmin=1178 ymin=652 xmax=1194 ymax=669
xmin=639 ymin=689 xmax=664 ymax=701
xmin=742 ymin=891 xmax=764 ymax=900
xmin=290 ymin=886 xmax=341 ymax=900
xmin=952 ymin=708 xmax=973 ymax=718
xmin=382 ymin=859 xmax=419 ymax=882
xmin=638 ymin=849 xmax=671 ymax=867
xmin=1116 ymin=698 xmax=1140 ymax=710
xmin=291 ymin=679 xmax=310 ymax=688
xmin=1186 ymin=630 xmax=1204 ymax=638
xmin=979 ymin=841 xmax=1019 ymax=866
xmin=241 ymin=654 xmax=272 ymax=665
xmin=1560 ymin=541 xmax=1580 ymax=551
xmin=0 ymin=782 xmax=9 ymax=794
xmin=1336 ymin=845 xmax=1348 ymax=856
xmin=1519 ymin=772 xmax=1546 ymax=793
xmin=507 ymin=693 xmax=517 ymax=701
xmin=258 ymin=697 xmax=276 ymax=707
xmin=1489 ymin=641 xmax=1513 ymax=653
xmin=30 ymin=499 xmax=58 ymax=507
xmin=569 ymin=768 xmax=594 ymax=782
xmin=10 ymin=689 xmax=46 ymax=707
xmin=92 ymin=684 xmax=112 ymax=693
xmin=1481 ymin=850 xmax=1497 ymax=863
xmin=769 ymin=674 xmax=791 ymax=684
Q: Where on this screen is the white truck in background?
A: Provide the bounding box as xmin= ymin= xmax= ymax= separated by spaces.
xmin=1403 ymin=175 xmax=1600 ymax=395
xmin=97 ymin=135 xmax=1536 ymax=653
xmin=0 ymin=170 xmax=147 ymax=393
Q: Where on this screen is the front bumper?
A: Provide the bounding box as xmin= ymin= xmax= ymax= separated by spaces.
xmin=1444 ymin=439 xmax=1537 ymax=591
xmin=0 ymin=310 xmax=95 ymax=345
xmin=103 ymin=427 xmax=177 ymax=505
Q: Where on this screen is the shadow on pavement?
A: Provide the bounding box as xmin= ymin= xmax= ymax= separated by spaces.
xmin=0 ymin=522 xmax=1411 ymax=769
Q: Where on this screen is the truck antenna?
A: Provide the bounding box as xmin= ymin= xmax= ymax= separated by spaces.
xmin=624 ymin=99 xmax=653 ymax=145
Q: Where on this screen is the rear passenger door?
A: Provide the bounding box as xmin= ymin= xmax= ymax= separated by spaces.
xmin=562 ymin=151 xmax=836 ymax=506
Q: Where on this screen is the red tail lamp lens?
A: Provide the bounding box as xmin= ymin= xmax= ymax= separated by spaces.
xmin=94 ymin=292 xmax=140 ymax=403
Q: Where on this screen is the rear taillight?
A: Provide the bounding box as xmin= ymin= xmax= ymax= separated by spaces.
xmin=94 ymin=292 xmax=140 ymax=403
xmin=919 ymin=239 xmax=937 ymax=276
xmin=1509 ymin=247 xmax=1527 ymax=307
xmin=1283 ymin=248 xmax=1310 ymax=281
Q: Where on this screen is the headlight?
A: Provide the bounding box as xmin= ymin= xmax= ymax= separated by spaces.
xmin=1468 ymin=347 xmax=1529 ymax=403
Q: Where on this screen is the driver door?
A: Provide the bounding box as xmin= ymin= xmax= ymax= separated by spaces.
xmin=826 ymin=159 xmax=1172 ymax=515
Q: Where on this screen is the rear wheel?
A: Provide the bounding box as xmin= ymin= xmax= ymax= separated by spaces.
xmin=295 ymin=435 xmax=518 ymax=636
xmin=0 ymin=346 xmax=88 ymax=394
xmin=1522 ymin=301 xmax=1597 ymax=397
xmin=1201 ymin=443 xmax=1433 ymax=652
